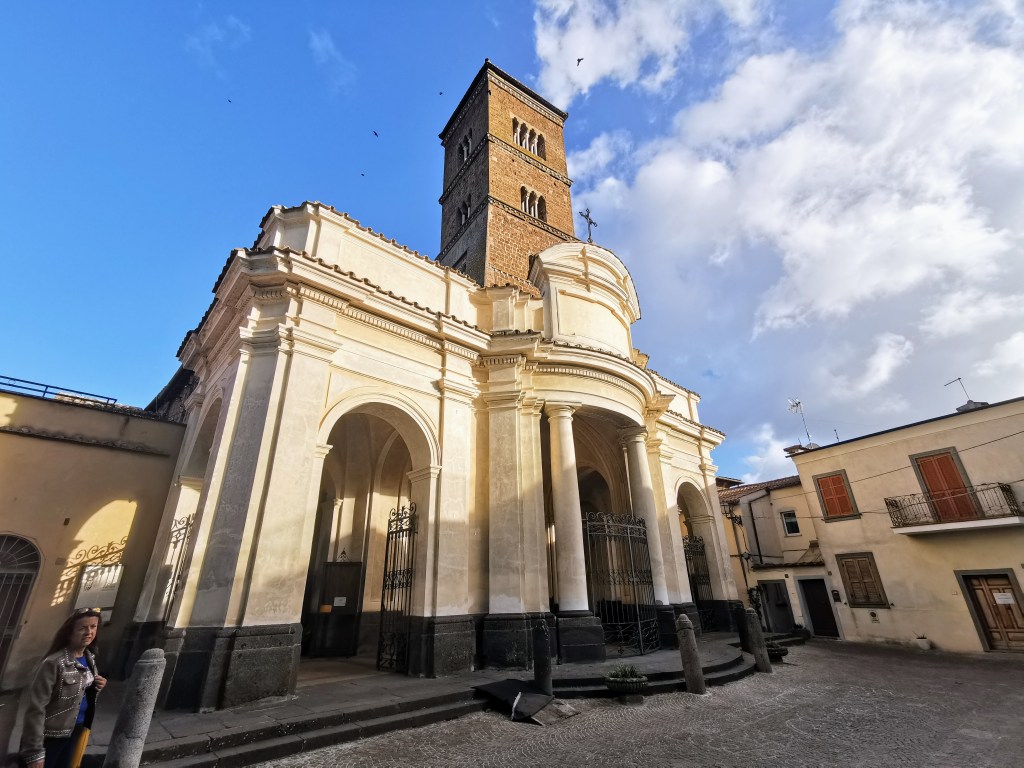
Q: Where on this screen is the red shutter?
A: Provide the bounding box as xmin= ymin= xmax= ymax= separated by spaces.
xmin=915 ymin=453 xmax=974 ymax=521
xmin=817 ymin=474 xmax=855 ymax=518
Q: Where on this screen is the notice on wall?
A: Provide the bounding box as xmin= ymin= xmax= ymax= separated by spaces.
xmin=333 ymin=596 xmax=347 ymax=607
xmin=994 ymin=592 xmax=1016 ymax=605
xmin=75 ymin=564 xmax=123 ymax=612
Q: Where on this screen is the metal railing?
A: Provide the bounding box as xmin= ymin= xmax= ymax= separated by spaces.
xmin=885 ymin=483 xmax=1021 ymax=528
xmin=0 ymin=375 xmax=117 ymax=405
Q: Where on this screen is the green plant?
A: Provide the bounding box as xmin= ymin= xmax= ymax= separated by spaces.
xmin=606 ymin=663 xmax=642 ymax=680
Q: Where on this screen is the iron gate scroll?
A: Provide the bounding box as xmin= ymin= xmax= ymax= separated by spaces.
xmin=584 ymin=510 xmax=660 ymax=655
xmin=682 ymin=535 xmax=717 ymax=631
xmin=377 ymin=504 xmax=417 ymax=672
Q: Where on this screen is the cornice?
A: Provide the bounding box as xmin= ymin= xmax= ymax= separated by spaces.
xmin=488 ymin=70 xmax=566 ymax=125
xmin=343 ymin=306 xmax=442 ymax=352
xmin=534 ymin=362 xmax=645 ymax=405
xmin=489 ymin=134 xmax=572 ymax=185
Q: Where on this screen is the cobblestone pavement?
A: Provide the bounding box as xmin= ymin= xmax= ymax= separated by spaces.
xmin=256 ymin=641 xmax=1024 ymax=768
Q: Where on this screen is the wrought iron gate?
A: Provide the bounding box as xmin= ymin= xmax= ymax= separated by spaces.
xmin=0 ymin=536 xmax=41 ymax=680
xmin=377 ymin=504 xmax=417 ymax=672
xmin=682 ymin=535 xmax=717 ymax=631
xmin=584 ymin=510 xmax=660 ymax=655
xmin=163 ymin=514 xmax=195 ymax=623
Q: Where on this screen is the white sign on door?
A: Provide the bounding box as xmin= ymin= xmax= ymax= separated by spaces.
xmin=994 ymin=592 xmax=1016 ymax=605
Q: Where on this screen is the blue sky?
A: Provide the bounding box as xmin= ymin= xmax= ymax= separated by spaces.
xmin=4 ymin=1 xmax=1023 ymax=480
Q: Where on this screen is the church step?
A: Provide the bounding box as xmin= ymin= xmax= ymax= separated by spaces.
xmin=553 ymin=654 xmax=757 ymax=699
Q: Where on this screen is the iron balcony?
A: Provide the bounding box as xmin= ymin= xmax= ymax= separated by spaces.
xmin=885 ymin=482 xmax=1022 ymax=529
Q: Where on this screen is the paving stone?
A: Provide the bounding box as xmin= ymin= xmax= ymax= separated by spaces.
xmin=253 ymin=641 xmax=1024 ymax=768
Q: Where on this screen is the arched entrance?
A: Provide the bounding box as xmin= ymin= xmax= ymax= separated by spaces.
xmin=568 ymin=411 xmax=662 ymax=656
xmin=0 ymin=535 xmax=40 ymax=680
xmin=678 ymin=483 xmax=718 ymax=631
xmin=304 ymin=399 xmax=436 ymax=674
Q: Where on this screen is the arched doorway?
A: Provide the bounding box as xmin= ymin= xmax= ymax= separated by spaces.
xmin=0 ymin=535 xmax=41 ymax=680
xmin=678 ymin=483 xmax=718 ymax=631
xmin=304 ymin=400 xmax=433 ymax=674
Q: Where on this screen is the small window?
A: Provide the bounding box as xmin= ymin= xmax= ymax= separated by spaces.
xmin=814 ymin=471 xmax=859 ymax=519
xmin=537 ymin=196 xmax=547 ymax=222
xmin=836 ymin=552 xmax=889 ymax=608
xmin=781 ymin=510 xmax=799 ymax=536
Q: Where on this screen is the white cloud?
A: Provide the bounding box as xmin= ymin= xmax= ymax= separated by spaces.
xmin=185 ymin=15 xmax=251 ymax=76
xmin=309 ymin=30 xmax=356 ymax=94
xmin=567 ymin=131 xmax=632 ymax=181
xmin=740 ymin=424 xmax=795 ymax=483
xmin=555 ymin=0 xmax=1024 ymax=476
xmin=534 ymin=0 xmax=763 ymax=106
xmin=976 ymin=332 xmax=1024 ymax=377
xmin=920 ymin=288 xmax=1024 ymax=338
xmin=828 ymin=333 xmax=915 ymax=400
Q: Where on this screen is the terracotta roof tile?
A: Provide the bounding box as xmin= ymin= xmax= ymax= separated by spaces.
xmin=717 ymin=475 xmax=802 ymax=504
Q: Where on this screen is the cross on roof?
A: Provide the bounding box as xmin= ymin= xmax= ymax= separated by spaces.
xmin=578 ymin=208 xmax=597 ymax=243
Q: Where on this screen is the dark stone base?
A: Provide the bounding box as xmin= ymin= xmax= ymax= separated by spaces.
xmin=556 ymin=612 xmax=606 ymax=664
xmin=408 ymin=615 xmax=476 ymax=677
xmin=162 ymin=626 xmax=234 ymax=711
xmin=723 ymin=600 xmax=745 ymax=632
xmin=221 ymin=624 xmax=301 ymax=709
xmin=482 ymin=614 xmax=530 ymax=669
xmin=160 ymin=624 xmax=300 ymax=711
xmin=657 ymin=606 xmax=679 ymax=649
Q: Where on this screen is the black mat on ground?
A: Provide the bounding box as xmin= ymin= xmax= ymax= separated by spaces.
xmin=473 ymin=679 xmax=554 ymax=720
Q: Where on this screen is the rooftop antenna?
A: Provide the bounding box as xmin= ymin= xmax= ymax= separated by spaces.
xmin=944 ymin=377 xmax=970 ymax=400
xmin=787 ymin=398 xmax=813 ymax=446
xmin=833 ymin=428 xmax=840 ymax=442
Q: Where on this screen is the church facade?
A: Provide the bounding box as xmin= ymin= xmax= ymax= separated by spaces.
xmin=129 ymin=61 xmax=738 ymax=710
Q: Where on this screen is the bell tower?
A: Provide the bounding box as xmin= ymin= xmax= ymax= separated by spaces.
xmin=437 ymin=61 xmax=576 ymax=291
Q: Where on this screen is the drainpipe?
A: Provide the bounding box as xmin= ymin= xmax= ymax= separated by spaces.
xmin=740 ymin=490 xmax=769 ymax=565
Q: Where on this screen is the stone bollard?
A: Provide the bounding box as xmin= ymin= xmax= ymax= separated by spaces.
xmin=532 ymin=620 xmax=553 ymax=696
xmin=734 ymin=603 xmax=751 ymax=652
xmin=745 ymin=608 xmax=772 ymax=674
xmin=675 ymin=614 xmax=706 ymax=695
xmin=103 ymin=648 xmax=166 ymax=768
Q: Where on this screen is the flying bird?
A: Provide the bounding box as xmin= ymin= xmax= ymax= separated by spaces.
xmin=227 ymin=99 xmax=232 ymax=103
xmin=372 ymin=130 xmax=379 ymax=137
xmin=576 ymin=57 xmax=584 ymax=66
xmin=439 ymin=91 xmax=443 ymax=95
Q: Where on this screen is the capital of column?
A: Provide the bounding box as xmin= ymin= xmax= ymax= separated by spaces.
xmin=312 ymin=443 xmax=333 ymax=460
xmin=407 ymin=464 xmax=442 ymax=484
xmin=544 ymin=402 xmax=580 ymax=420
xmin=618 ymin=425 xmax=648 ymax=446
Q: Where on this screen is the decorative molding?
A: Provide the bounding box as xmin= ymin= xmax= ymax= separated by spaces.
xmin=443 ymin=340 xmax=480 ymax=362
xmin=343 ymin=306 xmax=442 ymax=352
xmin=488 ymin=134 xmax=572 ymax=185
xmin=481 ymin=354 xmax=525 ymax=368
xmin=297 ymin=286 xmax=351 ymax=312
xmin=665 ymin=409 xmax=726 ymax=438
xmin=534 ymin=363 xmax=645 ymax=405
xmin=489 ymin=72 xmax=566 ymax=125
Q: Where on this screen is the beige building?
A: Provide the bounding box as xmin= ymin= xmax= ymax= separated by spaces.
xmin=0 ymin=383 xmax=184 ymax=690
xmin=92 ymin=61 xmax=738 ymax=710
xmin=720 ymin=397 xmax=1024 ymax=653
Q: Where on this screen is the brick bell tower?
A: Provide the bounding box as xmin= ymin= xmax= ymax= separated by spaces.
xmin=437 ymin=60 xmax=576 ymax=291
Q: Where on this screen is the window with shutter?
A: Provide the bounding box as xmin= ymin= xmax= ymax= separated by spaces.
xmin=813 ymin=471 xmax=859 ymax=519
xmin=836 ymin=552 xmax=888 ymax=608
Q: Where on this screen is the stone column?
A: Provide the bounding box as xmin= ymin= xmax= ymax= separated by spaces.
xmin=545 ymin=403 xmax=605 ymax=663
xmin=621 ymin=427 xmax=674 ymax=646
xmin=546 ymin=404 xmax=587 ymax=612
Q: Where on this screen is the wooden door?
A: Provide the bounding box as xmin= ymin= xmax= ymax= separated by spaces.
xmin=915 ymin=453 xmax=975 ymax=521
xmin=964 ymin=574 xmax=1024 ymax=651
xmin=799 ymin=579 xmax=840 ymax=638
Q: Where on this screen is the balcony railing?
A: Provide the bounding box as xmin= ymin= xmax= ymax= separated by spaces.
xmin=885 ymin=483 xmax=1021 ymax=528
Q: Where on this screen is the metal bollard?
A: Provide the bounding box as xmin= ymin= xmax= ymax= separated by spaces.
xmin=675 ymin=614 xmax=706 ymax=695
xmin=532 ymin=620 xmax=553 ymax=696
xmin=103 ymin=648 xmax=166 ymax=768
xmin=745 ymin=608 xmax=773 ymax=674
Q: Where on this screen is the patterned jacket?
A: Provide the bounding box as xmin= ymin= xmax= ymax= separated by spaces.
xmin=19 ymin=648 xmax=99 ymax=764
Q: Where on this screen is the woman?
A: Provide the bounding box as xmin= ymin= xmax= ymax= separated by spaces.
xmin=20 ymin=608 xmax=107 ymax=768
